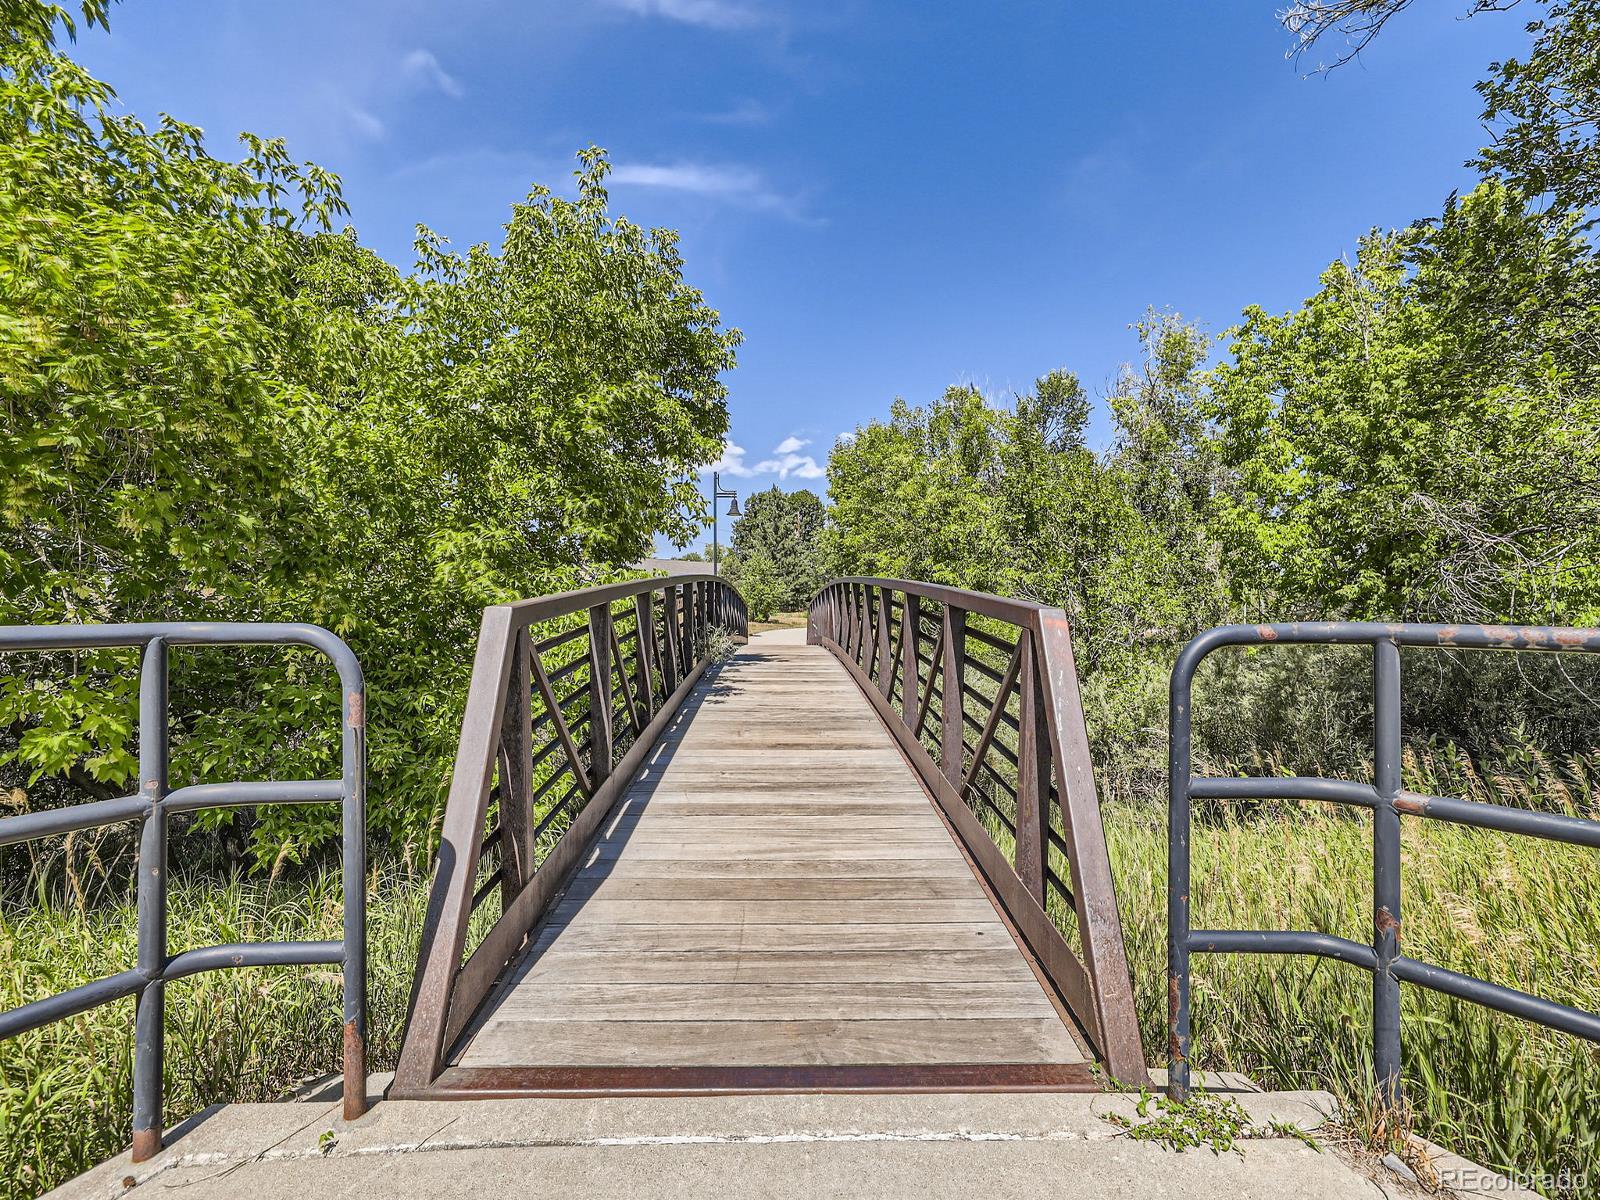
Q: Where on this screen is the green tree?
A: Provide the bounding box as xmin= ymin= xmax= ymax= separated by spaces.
xmin=0 ymin=3 xmax=739 ymax=863
xmin=738 ymin=551 xmax=783 ymax=622
xmin=1477 ymin=0 xmax=1600 ymax=215
xmin=1207 ymin=182 xmax=1600 ymax=624
xmin=728 ymin=486 xmax=825 ymax=610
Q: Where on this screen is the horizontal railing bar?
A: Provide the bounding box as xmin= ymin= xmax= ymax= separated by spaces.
xmin=1190 ymin=929 xmax=1379 ymax=970
xmin=0 ymin=794 xmax=146 ymax=846
xmin=530 ymin=736 xmax=568 ymax=773
xmin=825 ymin=578 xmax=1052 ymax=626
xmin=534 ymin=625 xmax=587 ymax=655
xmin=0 ymin=970 xmax=147 ymax=1039
xmin=530 ymin=759 xmax=576 ymax=806
xmin=0 ymin=623 xmax=361 ymax=669
xmin=961 ymin=708 xmax=1020 ymax=756
xmin=545 ymin=656 xmax=590 ymax=688
xmin=165 ymin=780 xmax=341 ymax=813
xmin=1391 ymin=956 xmax=1600 ymax=1041
xmin=499 ymin=574 xmax=727 ymax=630
xmin=532 ymin=782 xmax=582 ymax=841
xmin=1189 ymin=777 xmax=1380 ymax=808
xmin=965 ymin=626 xmax=1018 ymax=655
xmin=1395 ymin=790 xmax=1600 ymax=847
xmin=1046 ymin=865 xmax=1074 ymax=904
xmin=480 ymin=824 xmax=501 ymax=853
xmin=472 ymin=867 xmax=504 ymax=910
xmin=963 ymin=654 xmax=1009 ymax=686
xmin=162 ymin=941 xmax=345 ymax=982
xmin=1181 ymin=621 xmax=1600 ymax=658
xmin=0 ymin=780 xmax=346 ymax=843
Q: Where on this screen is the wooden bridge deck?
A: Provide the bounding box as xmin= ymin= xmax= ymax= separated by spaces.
xmin=442 ymin=633 xmax=1090 ymax=1090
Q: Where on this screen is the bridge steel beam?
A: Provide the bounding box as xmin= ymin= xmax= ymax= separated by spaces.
xmin=811 ymin=578 xmax=1150 ymax=1086
xmin=394 ymin=574 xmax=747 ymax=1094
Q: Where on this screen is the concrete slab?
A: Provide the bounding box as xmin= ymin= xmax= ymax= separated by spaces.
xmin=95 ymin=1138 xmax=1371 ymax=1199
xmin=49 ymin=1088 xmax=1433 ymax=1200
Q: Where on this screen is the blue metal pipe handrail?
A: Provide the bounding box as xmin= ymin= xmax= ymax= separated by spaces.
xmin=0 ymin=622 xmax=366 ymax=1161
xmin=1168 ymin=620 xmax=1600 ymax=1106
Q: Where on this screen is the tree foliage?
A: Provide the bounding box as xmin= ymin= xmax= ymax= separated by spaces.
xmin=726 ymin=486 xmax=824 ymax=612
xmin=1209 ymin=183 xmax=1600 ymax=623
xmin=1477 ymin=1 xmax=1600 ymax=215
xmin=0 ymin=3 xmax=737 ymax=863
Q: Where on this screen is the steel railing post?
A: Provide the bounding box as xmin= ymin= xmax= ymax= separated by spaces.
xmin=341 ymin=655 xmax=368 ymax=1121
xmin=1372 ymin=636 xmax=1403 ymax=1108
xmin=941 ymin=606 xmax=966 ymax=790
xmin=589 ymin=604 xmax=614 ymax=787
xmin=132 ymin=637 xmax=168 ymax=1162
xmin=1167 ymin=640 xmax=1196 ymax=1101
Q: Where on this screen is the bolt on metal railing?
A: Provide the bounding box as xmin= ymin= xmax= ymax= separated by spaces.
xmin=0 ymin=623 xmax=367 ymax=1161
xmin=1168 ymin=621 xmax=1600 ymax=1106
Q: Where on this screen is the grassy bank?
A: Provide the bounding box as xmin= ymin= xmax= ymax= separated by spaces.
xmin=0 ymin=868 xmax=432 ymax=1198
xmin=3 ymin=798 xmax=1598 ymax=1198
xmin=1106 ymin=803 xmax=1600 ymax=1193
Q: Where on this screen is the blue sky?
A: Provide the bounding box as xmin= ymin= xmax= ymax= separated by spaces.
xmin=76 ymin=1 xmax=1527 ymax=554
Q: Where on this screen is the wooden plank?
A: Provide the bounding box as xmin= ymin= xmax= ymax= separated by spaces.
xmin=457 ymin=1017 xmax=1085 ymax=1067
xmin=575 ymin=857 xmax=978 ymax=880
xmin=545 ymin=899 xmax=1003 ymax=925
xmin=622 ymin=800 xmax=936 ymax=817
xmin=587 ymin=841 xmax=963 ymax=861
xmin=603 ymin=816 xmax=968 ymax=840
xmin=558 ymin=875 xmax=985 ymax=902
xmin=490 ymin=982 xmax=1058 ymax=1022
xmin=526 ymin=921 xmax=1027 ymax=955
xmin=507 ymin=949 xmax=1039 ymax=985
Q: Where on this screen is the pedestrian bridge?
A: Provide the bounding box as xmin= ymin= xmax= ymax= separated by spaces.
xmin=393 ymin=575 xmax=1148 ymax=1099
xmin=10 ymin=575 xmax=1589 ymax=1196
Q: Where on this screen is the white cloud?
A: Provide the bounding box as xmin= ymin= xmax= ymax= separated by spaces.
xmin=837 ymin=430 xmax=855 ymax=443
xmin=710 ymin=440 xmax=754 ymax=477
xmin=701 ymin=98 xmax=772 ymax=126
xmin=754 ymin=451 xmax=825 ymax=480
xmin=401 ymin=49 xmax=465 ymax=99
xmin=773 ymin=435 xmax=809 ymax=455
xmin=608 ymin=0 xmax=764 ymax=30
xmin=609 ymin=160 xmax=807 ymax=220
xmin=345 ymin=106 xmax=386 ymax=140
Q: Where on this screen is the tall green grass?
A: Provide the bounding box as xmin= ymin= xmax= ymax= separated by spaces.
xmin=4 ymin=744 xmax=1599 ymax=1198
xmin=0 ymin=867 xmax=432 ymax=1199
xmin=1104 ymin=764 xmax=1600 ymax=1195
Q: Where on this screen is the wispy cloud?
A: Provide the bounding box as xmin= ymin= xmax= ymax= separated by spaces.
xmin=401 ymin=49 xmax=464 ymax=99
xmin=611 ymin=160 xmax=811 ymax=221
xmin=608 ymin=0 xmax=766 ymax=30
xmin=700 ymin=98 xmax=772 ymax=126
xmin=710 ymin=440 xmax=755 ymax=477
xmin=345 ymin=106 xmax=386 ymax=140
xmin=753 ymin=436 xmax=824 ymax=479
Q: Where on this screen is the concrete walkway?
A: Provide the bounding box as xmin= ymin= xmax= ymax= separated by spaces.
xmin=48 ymin=1087 xmax=1531 ymax=1198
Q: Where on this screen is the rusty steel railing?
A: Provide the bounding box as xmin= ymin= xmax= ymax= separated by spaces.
xmin=393 ymin=574 xmax=746 ymax=1092
xmin=0 ymin=623 xmax=367 ymax=1162
xmin=1168 ymin=621 xmax=1600 ymax=1104
xmin=808 ymin=578 xmax=1149 ymax=1084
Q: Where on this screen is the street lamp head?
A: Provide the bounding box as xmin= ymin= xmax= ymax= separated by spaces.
xmin=726 ymin=497 xmax=741 ymax=517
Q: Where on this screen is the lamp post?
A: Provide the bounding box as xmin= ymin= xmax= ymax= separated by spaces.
xmin=711 ymin=471 xmax=740 ymax=575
